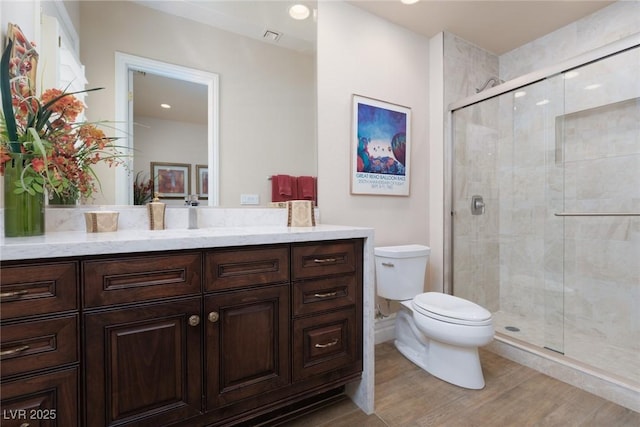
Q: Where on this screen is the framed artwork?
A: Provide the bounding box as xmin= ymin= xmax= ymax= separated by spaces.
xmin=351 ymin=95 xmax=411 ymax=196
xmin=196 ymin=164 xmax=208 ymax=199
xmin=151 ymin=162 xmax=191 ymax=199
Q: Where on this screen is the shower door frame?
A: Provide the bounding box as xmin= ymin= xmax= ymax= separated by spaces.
xmin=444 ymin=33 xmax=640 ymax=295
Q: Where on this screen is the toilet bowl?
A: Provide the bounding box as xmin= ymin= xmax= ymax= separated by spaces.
xmin=375 ymin=245 xmax=494 ymax=389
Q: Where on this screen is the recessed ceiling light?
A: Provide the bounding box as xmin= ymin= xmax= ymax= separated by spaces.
xmin=536 ymin=99 xmax=550 ymax=106
xmin=585 ymin=83 xmax=601 ymax=90
xmin=401 ymin=0 xmax=420 ymax=4
xmin=289 ymin=4 xmax=310 ymax=20
xmin=564 ymin=71 xmax=579 ymax=79
xmin=514 ymin=91 xmax=527 ymax=98
xmin=160 ymin=103 xmax=171 ymax=109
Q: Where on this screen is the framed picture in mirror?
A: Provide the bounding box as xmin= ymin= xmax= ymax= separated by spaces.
xmin=196 ymin=164 xmax=208 ymax=199
xmin=151 ymin=162 xmax=191 ymax=199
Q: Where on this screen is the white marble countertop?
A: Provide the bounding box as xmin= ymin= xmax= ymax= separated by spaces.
xmin=0 ymin=224 xmax=374 ymax=261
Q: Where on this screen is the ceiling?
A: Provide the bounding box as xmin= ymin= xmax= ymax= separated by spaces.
xmin=347 ymin=0 xmax=614 ymax=56
xmin=136 ymin=0 xmax=615 ymax=56
xmin=132 ymin=0 xmax=615 ymax=122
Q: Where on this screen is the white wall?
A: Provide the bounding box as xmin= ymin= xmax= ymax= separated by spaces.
xmin=317 ymin=1 xmax=430 ymax=248
xmin=0 ymin=2 xmax=37 ymax=48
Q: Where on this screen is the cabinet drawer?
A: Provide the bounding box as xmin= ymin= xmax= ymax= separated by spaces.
xmin=0 ymin=366 xmax=78 ymax=427
xmin=205 ymin=246 xmax=289 ymax=291
xmin=292 ymin=241 xmax=356 ymax=280
xmin=292 ymin=308 xmax=359 ymax=381
xmin=83 ymin=252 xmax=201 ymax=307
xmin=292 ymin=275 xmax=357 ymax=316
xmin=1 ymin=314 xmax=78 ymax=378
xmin=0 ymin=262 xmax=78 ymax=320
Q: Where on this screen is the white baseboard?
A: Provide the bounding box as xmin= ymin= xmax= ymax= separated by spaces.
xmin=374 ymin=314 xmax=396 ymax=345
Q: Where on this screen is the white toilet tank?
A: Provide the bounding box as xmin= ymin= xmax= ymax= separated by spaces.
xmin=375 ymin=245 xmax=430 ymax=301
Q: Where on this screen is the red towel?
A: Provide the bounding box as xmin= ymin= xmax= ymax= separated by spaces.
xmin=297 ymin=176 xmax=316 ymax=205
xmin=272 ymin=175 xmax=298 ymax=202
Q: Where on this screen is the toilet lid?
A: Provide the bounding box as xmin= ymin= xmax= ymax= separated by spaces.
xmin=413 ymin=292 xmax=492 ymax=323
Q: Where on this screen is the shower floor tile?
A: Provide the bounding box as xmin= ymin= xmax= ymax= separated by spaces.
xmin=492 ymin=310 xmax=640 ymax=385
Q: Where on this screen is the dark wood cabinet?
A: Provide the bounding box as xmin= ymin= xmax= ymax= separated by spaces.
xmin=205 ymin=284 xmax=290 ymax=409
xmin=291 ymin=241 xmax=363 ymax=383
xmin=1 ymin=239 xmax=364 ymax=427
xmin=84 ymin=298 xmax=203 ymax=427
xmin=82 ymin=251 xmax=203 ymax=427
xmin=0 ymin=261 xmax=80 ymax=427
xmin=1 ymin=367 xmax=78 ymax=427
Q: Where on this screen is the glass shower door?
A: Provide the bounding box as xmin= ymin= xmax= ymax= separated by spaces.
xmin=557 ymin=46 xmax=640 ymax=383
xmin=451 ymin=76 xmax=566 ymax=354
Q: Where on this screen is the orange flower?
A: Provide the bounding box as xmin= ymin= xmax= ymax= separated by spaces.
xmin=31 ymin=157 xmax=45 ymax=173
xmin=1 ymin=29 xmax=124 ymax=202
xmin=41 ymin=88 xmax=84 ymax=123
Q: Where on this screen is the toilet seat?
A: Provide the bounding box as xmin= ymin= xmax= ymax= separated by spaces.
xmin=412 ymin=292 xmax=492 ymax=326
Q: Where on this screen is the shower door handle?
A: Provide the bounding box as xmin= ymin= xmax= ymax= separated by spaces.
xmin=471 ymin=195 xmax=485 ymax=215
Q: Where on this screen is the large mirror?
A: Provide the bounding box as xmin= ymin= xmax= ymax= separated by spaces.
xmin=48 ymin=0 xmax=317 ymax=206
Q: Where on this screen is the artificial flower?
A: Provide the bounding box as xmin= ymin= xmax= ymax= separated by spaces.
xmin=0 ymin=24 xmax=125 ymax=202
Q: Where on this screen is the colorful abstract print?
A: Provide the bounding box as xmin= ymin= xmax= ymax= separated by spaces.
xmin=356 ymin=103 xmax=407 ymax=176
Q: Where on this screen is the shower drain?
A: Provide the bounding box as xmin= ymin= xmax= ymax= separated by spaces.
xmin=505 ymin=326 xmax=520 ymax=332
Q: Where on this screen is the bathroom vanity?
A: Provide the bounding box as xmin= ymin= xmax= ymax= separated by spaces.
xmin=0 ymin=223 xmax=374 ymax=426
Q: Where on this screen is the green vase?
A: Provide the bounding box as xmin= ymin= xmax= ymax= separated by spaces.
xmin=3 ymin=153 xmax=45 ymax=237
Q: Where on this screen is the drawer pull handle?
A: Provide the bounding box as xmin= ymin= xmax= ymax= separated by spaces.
xmin=313 ymin=258 xmax=337 ymax=264
xmin=188 ymin=315 xmax=200 ymax=327
xmin=314 ymin=291 xmax=338 ymax=298
xmin=208 ymin=312 xmax=220 ymax=323
xmin=315 ymin=338 xmax=339 ymax=348
xmin=381 ymin=262 xmax=395 ymax=267
xmin=0 ymin=289 xmax=29 ymax=301
xmin=0 ymin=344 xmax=30 ymax=357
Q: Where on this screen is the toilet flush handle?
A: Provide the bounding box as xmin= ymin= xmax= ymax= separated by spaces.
xmin=381 ymin=262 xmax=395 ymax=267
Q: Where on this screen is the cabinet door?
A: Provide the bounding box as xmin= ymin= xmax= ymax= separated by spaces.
xmin=84 ymin=298 xmax=202 ymax=427
xmin=0 ymin=367 xmax=78 ymax=427
xmin=205 ymin=285 xmax=289 ymax=409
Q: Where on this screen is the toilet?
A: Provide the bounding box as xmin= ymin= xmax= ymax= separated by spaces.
xmin=375 ymin=244 xmax=494 ymax=389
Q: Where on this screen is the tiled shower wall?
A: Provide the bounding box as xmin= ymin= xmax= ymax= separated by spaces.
xmin=449 ymin=1 xmax=639 ymax=380
xmin=444 ymin=33 xmax=501 ymax=312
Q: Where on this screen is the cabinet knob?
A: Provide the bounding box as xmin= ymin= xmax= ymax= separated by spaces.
xmin=208 ymin=312 xmax=219 ymax=323
xmin=188 ymin=315 xmax=200 ymax=326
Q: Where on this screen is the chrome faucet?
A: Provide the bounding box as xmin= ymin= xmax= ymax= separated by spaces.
xmin=185 ymin=195 xmax=199 ymax=229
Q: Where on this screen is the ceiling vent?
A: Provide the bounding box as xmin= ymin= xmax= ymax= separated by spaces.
xmin=263 ymin=29 xmax=282 ymax=42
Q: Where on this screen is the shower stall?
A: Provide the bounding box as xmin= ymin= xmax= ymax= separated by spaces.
xmin=448 ymin=37 xmax=639 ymax=396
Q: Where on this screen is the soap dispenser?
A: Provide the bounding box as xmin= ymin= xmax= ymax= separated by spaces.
xmin=147 ymin=193 xmax=166 ymax=230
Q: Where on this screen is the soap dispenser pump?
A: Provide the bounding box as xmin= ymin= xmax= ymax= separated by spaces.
xmin=147 ymin=193 xmax=166 ymax=230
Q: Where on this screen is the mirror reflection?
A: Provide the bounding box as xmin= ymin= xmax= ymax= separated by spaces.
xmin=51 ymin=0 xmax=318 ymax=206
xmin=132 ymin=72 xmax=209 ymax=205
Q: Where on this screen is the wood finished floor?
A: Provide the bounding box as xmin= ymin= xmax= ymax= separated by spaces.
xmin=279 ymin=342 xmax=640 ymax=427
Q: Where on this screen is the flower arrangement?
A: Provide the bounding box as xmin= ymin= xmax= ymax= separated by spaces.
xmin=133 ymin=171 xmax=153 ymax=205
xmin=0 ymin=23 xmax=123 ymax=203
